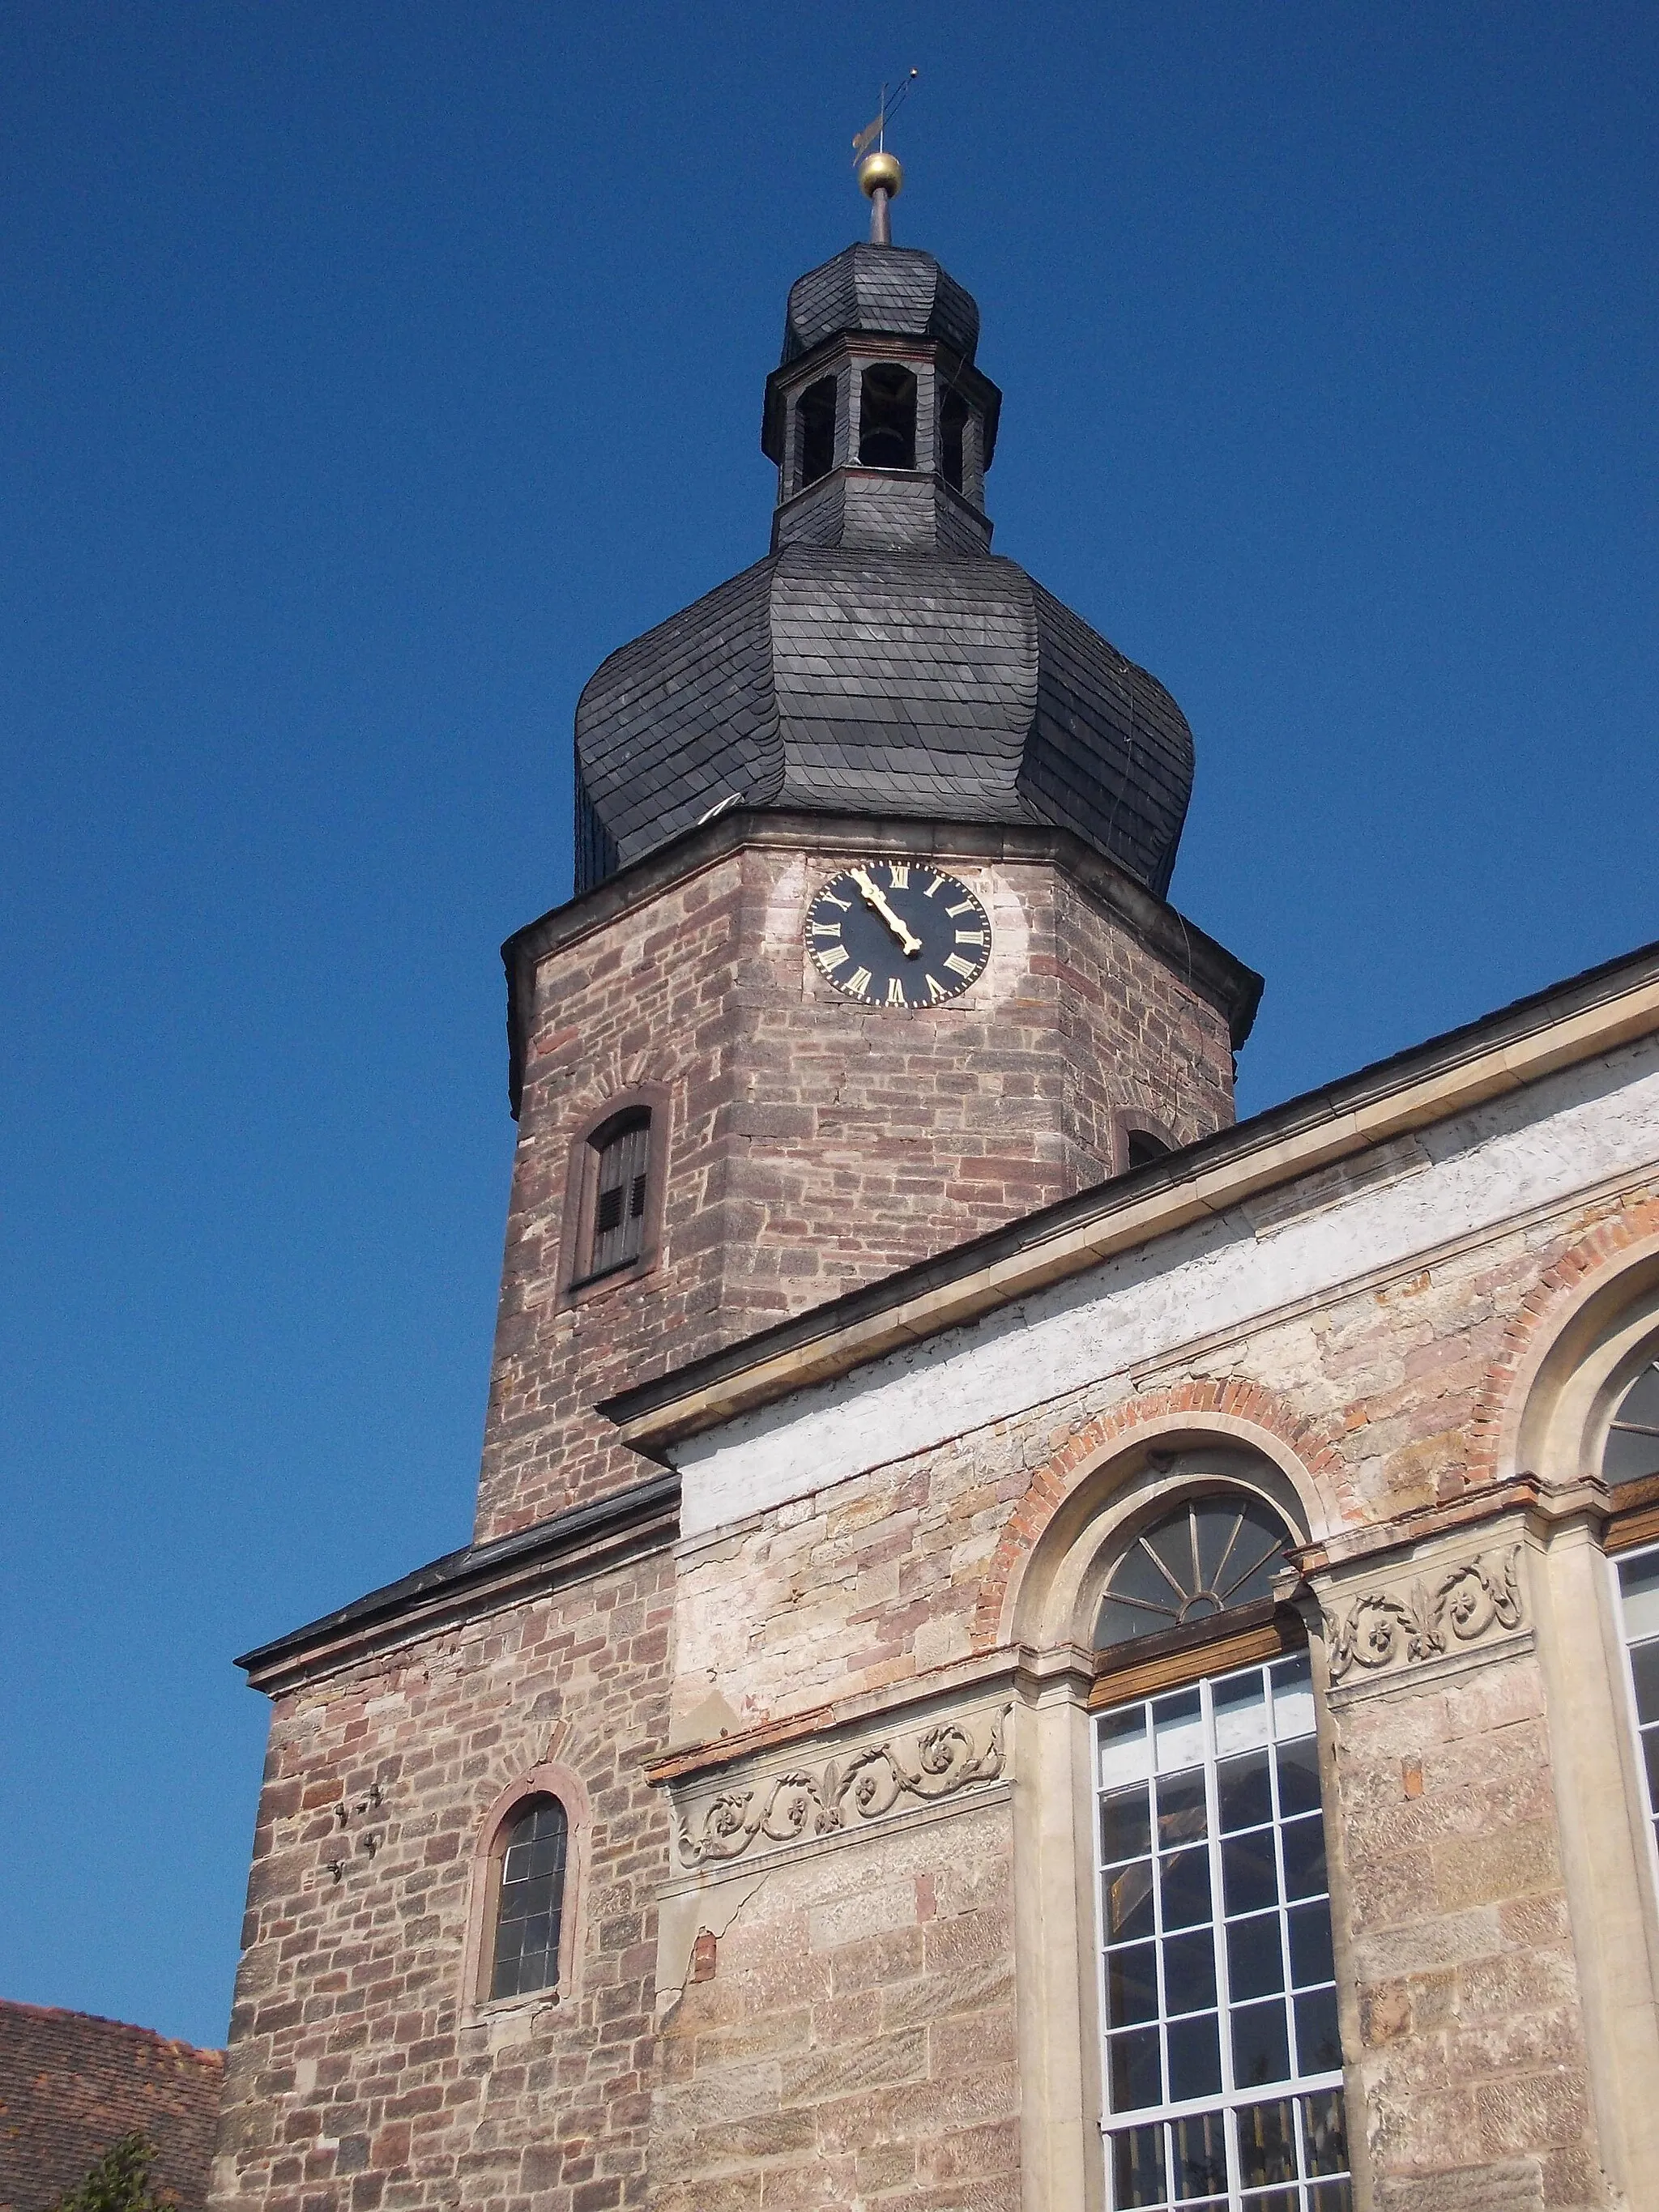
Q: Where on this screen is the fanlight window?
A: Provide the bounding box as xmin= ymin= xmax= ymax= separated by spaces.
xmin=1606 ymin=1356 xmax=1659 ymax=1484
xmin=1096 ymin=1495 xmax=1294 ymax=1650
xmin=490 ymin=1795 xmax=569 ymax=2000
xmin=585 ymin=1110 xmax=650 ymax=1280
xmin=859 ymin=364 xmax=917 ymax=470
xmin=1126 ymin=1128 xmax=1173 ymax=1170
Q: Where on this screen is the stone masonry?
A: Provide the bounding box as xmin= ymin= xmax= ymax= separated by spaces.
xmin=478 ymin=820 xmax=1246 ymax=1540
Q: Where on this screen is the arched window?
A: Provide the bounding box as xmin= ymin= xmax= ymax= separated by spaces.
xmin=940 ymin=389 xmax=969 ymax=492
xmin=1606 ymin=1353 xmax=1659 ymax=1484
xmin=489 ymin=1795 xmax=569 ymax=2000
xmin=796 ymin=376 xmax=837 ymax=489
xmin=1095 ymin=1493 xmax=1292 ymax=1648
xmin=1091 ymin=1489 xmax=1350 ymax=2208
xmin=583 ymin=1108 xmax=651 ymax=1281
xmin=859 ymin=364 xmax=917 ymax=470
xmin=1125 ymin=1128 xmax=1173 ymax=1171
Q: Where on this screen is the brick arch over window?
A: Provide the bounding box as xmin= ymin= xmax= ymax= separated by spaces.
xmin=973 ymin=1382 xmax=1349 ymax=1651
xmin=1465 ymin=1197 xmax=1659 ymax=1490
xmin=461 ymin=1760 xmax=592 ymax=2014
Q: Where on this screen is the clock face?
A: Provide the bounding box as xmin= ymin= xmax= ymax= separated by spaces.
xmin=806 ymin=863 xmax=992 ymax=1007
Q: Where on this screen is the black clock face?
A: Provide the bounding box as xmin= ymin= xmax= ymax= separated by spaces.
xmin=806 ymin=863 xmax=992 ymax=1007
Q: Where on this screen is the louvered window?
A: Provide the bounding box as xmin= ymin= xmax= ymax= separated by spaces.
xmin=586 ymin=1110 xmax=651 ymax=1280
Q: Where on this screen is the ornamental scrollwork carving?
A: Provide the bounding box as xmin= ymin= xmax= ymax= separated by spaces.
xmin=674 ymin=1706 xmax=1011 ymax=1868
xmin=1324 ymin=1545 xmax=1524 ymax=1684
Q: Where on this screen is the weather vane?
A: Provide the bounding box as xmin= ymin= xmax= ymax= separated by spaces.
xmin=852 ymin=67 xmax=918 ymax=245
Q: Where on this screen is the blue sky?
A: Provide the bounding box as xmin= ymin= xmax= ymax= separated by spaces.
xmin=2 ymin=2 xmax=1655 ymax=2049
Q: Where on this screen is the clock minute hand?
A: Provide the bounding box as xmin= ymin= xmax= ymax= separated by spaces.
xmin=850 ymin=868 xmax=923 ymax=957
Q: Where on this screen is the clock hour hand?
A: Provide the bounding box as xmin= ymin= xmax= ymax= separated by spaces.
xmin=850 ymin=868 xmax=923 ymax=957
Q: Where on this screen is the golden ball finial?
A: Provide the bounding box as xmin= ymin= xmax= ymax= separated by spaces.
xmin=858 ymin=150 xmax=903 ymax=201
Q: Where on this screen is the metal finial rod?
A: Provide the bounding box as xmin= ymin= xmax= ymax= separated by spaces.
xmin=859 ymin=149 xmax=902 ymax=245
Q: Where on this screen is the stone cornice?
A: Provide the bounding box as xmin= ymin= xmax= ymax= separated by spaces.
xmin=601 ymin=940 xmax=1659 ymax=1459
xmin=501 ymin=808 xmax=1265 ymax=1115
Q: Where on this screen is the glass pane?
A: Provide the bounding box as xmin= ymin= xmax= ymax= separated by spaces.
xmin=1170 ymin=2108 xmax=1229 ymax=2201
xmin=1158 ymin=1768 xmax=1209 ymax=1850
xmin=1154 ymin=1690 xmax=1205 ymax=1774
xmin=1237 ymin=2097 xmax=1299 ymax=2186
xmin=1160 ymin=1848 xmax=1213 ymax=1931
xmin=1243 ymin=2194 xmax=1299 ymax=2212
xmin=1101 ymin=1708 xmax=1154 ymax=1788
xmin=1163 ymin=1929 xmax=1218 ymax=2015
xmin=1630 ymin=1639 xmax=1659 ymax=1725
xmin=1272 ymin=1653 xmax=1316 ymax=1741
xmin=1619 ymin=1551 xmax=1659 ymax=1642
xmin=1222 ymin=1831 xmax=1280 ymax=1916
xmin=1166 ymin=2012 xmax=1222 ymax=2102
xmin=1109 ymin=2027 xmax=1163 ymax=2112
xmin=1309 ymin=2184 xmax=1355 ymax=2211
xmin=1644 ymin=1729 xmax=1659 ymax=1813
xmin=1108 ymin=1942 xmax=1160 ymax=2027
xmin=1276 ymin=1739 xmax=1321 ymax=1819
xmin=1227 ymin=1914 xmax=1286 ymax=2000
xmin=1231 ymin=1998 xmax=1291 ymax=2090
xmin=1110 ymin=2124 xmax=1167 ymax=2208
xmin=1213 ymin=1669 xmax=1271 ymax=1756
xmin=1288 ymin=1902 xmax=1335 ymax=1988
xmin=1218 ymin=1748 xmax=1273 ymax=1832
xmin=1294 ymin=1988 xmax=1343 ymax=2074
xmin=1103 ymin=1782 xmax=1154 ymax=1864
xmin=1300 ymin=2087 xmax=1350 ymax=2176
xmin=1113 ymin=1540 xmax=1188 ymax=1617
xmin=1107 ymin=1861 xmax=1158 ymax=1945
xmin=1282 ymin=1817 xmax=1328 ymax=1902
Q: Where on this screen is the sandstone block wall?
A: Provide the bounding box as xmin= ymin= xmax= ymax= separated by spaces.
xmin=211 ymin=1551 xmax=674 ymax=2212
xmin=477 ymin=834 xmax=1238 ymax=1539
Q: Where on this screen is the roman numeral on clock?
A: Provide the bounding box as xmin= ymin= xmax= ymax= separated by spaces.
xmin=955 ymin=929 xmax=987 ymax=946
xmin=887 ymin=863 xmax=911 ymax=889
xmin=923 ymin=973 xmax=947 ymax=1003
xmin=943 ymin=952 xmax=978 ymax=979
xmin=819 ymin=944 xmax=849 ymax=972
xmin=845 ymin=966 xmax=872 ymax=999
xmin=945 ymin=900 xmax=977 ymax=918
xmin=810 ymin=921 xmax=842 ymax=939
xmin=885 ymin=977 xmax=907 ymax=1005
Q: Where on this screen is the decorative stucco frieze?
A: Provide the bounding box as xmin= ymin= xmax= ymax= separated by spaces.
xmin=1323 ymin=1545 xmax=1525 ymax=1685
xmin=672 ymin=1703 xmax=1011 ymax=1869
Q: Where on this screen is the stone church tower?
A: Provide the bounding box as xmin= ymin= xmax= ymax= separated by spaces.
xmin=213 ymin=160 xmax=1659 ymax=2212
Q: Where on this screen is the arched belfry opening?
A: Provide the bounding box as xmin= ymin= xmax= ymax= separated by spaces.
xmin=859 ymin=363 xmax=917 ymax=470
xmin=796 ymin=376 xmax=837 ymax=489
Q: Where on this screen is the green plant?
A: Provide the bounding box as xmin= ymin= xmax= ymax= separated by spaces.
xmin=47 ymin=2132 xmax=170 ymax=2212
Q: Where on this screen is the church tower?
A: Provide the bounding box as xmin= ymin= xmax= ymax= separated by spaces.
xmin=476 ymin=165 xmax=1259 ymax=1541
xmin=218 ymin=164 xmax=1260 ymax=2212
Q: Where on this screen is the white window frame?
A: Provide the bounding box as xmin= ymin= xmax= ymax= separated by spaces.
xmin=1610 ymin=1539 xmax=1659 ymax=1910
xmin=1093 ymin=1652 xmax=1351 ymax=2210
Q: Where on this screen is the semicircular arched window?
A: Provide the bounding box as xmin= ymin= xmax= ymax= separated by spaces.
xmin=1094 ymin=1491 xmax=1294 ymax=1650
xmin=489 ymin=1795 xmax=569 ymax=2000
xmin=1606 ymin=1353 xmax=1659 ymax=1484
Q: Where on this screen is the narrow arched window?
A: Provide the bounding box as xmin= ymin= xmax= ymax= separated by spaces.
xmin=796 ymin=377 xmax=837 ymax=489
xmin=1606 ymin=1353 xmax=1659 ymax=1483
xmin=1125 ymin=1128 xmax=1172 ymax=1171
xmin=1091 ymin=1490 xmax=1349 ymax=2206
xmin=859 ymin=364 xmax=917 ymax=470
xmin=585 ymin=1109 xmax=651 ymax=1281
xmin=490 ymin=1796 xmax=568 ymax=2000
xmin=940 ymin=389 xmax=968 ymax=492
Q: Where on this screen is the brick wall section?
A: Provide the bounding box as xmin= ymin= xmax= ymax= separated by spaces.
xmin=476 ymin=839 xmax=1238 ymax=1539
xmin=210 ymin=1551 xmax=672 ymax=2212
xmin=0 ymin=2001 xmax=223 ymax=2212
xmin=651 ymin=1805 xmax=1018 ymax=2212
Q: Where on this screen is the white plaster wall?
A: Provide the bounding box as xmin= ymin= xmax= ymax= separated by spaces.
xmin=673 ymin=1037 xmax=1659 ymax=1537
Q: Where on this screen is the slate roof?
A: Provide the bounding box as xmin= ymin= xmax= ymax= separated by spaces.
xmin=783 ymin=245 xmax=979 ymax=364
xmin=574 ymin=547 xmax=1194 ymax=897
xmin=0 ymin=2002 xmax=222 ymax=2212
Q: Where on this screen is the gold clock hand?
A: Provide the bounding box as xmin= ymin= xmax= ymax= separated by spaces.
xmin=850 ymin=868 xmax=923 ymax=956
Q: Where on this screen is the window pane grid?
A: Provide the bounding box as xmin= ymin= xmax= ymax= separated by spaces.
xmin=490 ymin=1796 xmax=569 ymax=2001
xmin=1097 ymin=1656 xmax=1350 ymax=2210
xmin=1615 ymin=1545 xmax=1659 ymax=1871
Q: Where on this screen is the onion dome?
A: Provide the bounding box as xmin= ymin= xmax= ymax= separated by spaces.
xmin=573 ymin=225 xmax=1194 ymax=901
